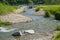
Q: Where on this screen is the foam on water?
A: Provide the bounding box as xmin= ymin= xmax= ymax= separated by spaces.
xmin=0 ymin=27 xmax=17 ymax=32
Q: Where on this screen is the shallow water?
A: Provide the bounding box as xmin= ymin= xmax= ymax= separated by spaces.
xmin=0 ymin=7 xmax=60 ymax=40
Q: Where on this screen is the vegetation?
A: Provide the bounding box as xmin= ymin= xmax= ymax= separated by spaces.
xmin=0 ymin=21 xmax=12 ymax=26
xmin=0 ymin=3 xmax=19 ymax=15
xmin=44 ymin=11 xmax=51 ymax=17
xmin=53 ymin=31 xmax=60 ymax=40
xmin=0 ymin=3 xmax=19 ymax=26
xmin=37 ymin=5 xmax=60 ymax=20
xmin=39 ymin=5 xmax=60 ymax=11
xmin=35 ymin=6 xmax=40 ymax=12
xmin=0 ymin=0 xmax=60 ymax=40
xmin=53 ymin=25 xmax=60 ymax=40
xmin=0 ymin=0 xmax=60 ymax=5
xmin=54 ymin=11 xmax=60 ymax=20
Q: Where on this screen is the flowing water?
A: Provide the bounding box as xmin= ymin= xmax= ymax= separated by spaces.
xmin=0 ymin=7 xmax=60 ymax=40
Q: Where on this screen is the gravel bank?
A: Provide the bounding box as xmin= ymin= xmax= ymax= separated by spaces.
xmin=0 ymin=6 xmax=32 ymax=23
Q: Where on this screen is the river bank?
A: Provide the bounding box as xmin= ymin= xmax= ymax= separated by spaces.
xmin=0 ymin=6 xmax=32 ymax=23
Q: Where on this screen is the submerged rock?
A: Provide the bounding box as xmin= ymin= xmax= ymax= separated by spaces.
xmin=12 ymin=30 xmax=35 ymax=37
xmin=12 ymin=32 xmax=21 ymax=37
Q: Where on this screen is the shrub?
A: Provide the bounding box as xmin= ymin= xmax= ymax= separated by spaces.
xmin=54 ymin=11 xmax=60 ymax=20
xmin=35 ymin=6 xmax=40 ymax=12
xmin=44 ymin=11 xmax=51 ymax=17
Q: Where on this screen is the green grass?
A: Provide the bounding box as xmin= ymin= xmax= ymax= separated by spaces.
xmin=0 ymin=21 xmax=12 ymax=26
xmin=36 ymin=5 xmax=60 ymax=12
xmin=38 ymin=5 xmax=60 ymax=11
xmin=36 ymin=5 xmax=60 ymax=14
xmin=0 ymin=3 xmax=19 ymax=15
xmin=53 ymin=31 xmax=60 ymax=40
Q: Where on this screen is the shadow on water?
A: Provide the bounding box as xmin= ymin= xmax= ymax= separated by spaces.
xmin=0 ymin=7 xmax=60 ymax=40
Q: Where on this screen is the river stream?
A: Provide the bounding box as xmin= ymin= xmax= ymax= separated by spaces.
xmin=0 ymin=6 xmax=60 ymax=40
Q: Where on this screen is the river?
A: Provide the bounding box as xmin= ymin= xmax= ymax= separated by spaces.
xmin=0 ymin=6 xmax=60 ymax=40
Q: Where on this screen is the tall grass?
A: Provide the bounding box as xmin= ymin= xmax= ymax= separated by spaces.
xmin=39 ymin=5 xmax=60 ymax=11
xmin=39 ymin=5 xmax=60 ymax=14
xmin=0 ymin=3 xmax=19 ymax=15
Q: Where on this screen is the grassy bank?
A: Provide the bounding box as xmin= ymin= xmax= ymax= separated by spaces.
xmin=0 ymin=3 xmax=19 ymax=26
xmin=53 ymin=31 xmax=60 ymax=40
xmin=0 ymin=3 xmax=19 ymax=15
xmin=52 ymin=25 xmax=60 ymax=40
xmin=35 ymin=6 xmax=40 ymax=12
xmin=36 ymin=5 xmax=60 ymax=13
xmin=35 ymin=5 xmax=60 ymax=20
